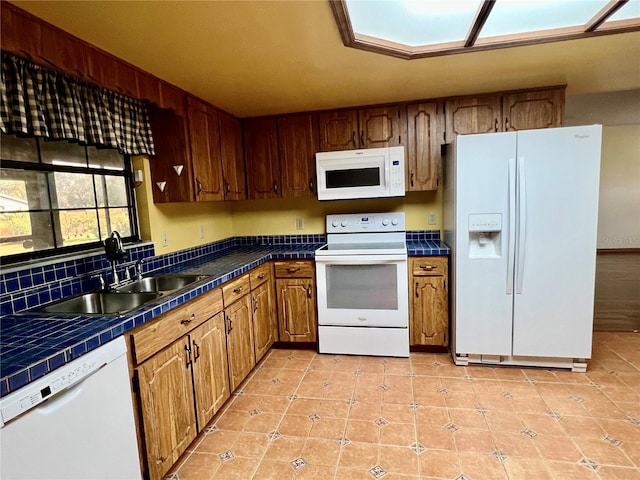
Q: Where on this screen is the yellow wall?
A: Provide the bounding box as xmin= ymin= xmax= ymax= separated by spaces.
xmin=231 ymin=191 xmax=441 ymax=236
xmin=133 ymin=157 xmax=234 ymax=255
xmin=597 ymin=125 xmax=640 ymax=249
xmin=134 ymin=154 xmax=441 ymax=253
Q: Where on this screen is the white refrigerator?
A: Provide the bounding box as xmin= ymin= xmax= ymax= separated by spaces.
xmin=444 ymin=125 xmax=602 ymax=372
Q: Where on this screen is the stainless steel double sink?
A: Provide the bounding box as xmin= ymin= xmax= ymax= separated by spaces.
xmin=33 ymin=274 xmax=209 ymax=316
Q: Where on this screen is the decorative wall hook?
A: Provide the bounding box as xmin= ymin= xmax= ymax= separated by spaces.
xmin=173 ymin=165 xmax=184 ymax=176
xmin=156 ymin=181 xmax=167 ymax=192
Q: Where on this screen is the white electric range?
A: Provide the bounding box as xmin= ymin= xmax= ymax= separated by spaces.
xmin=315 ymin=212 xmax=409 ymax=357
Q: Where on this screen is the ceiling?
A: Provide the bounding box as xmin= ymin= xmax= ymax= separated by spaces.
xmin=11 ymin=0 xmax=640 ymax=118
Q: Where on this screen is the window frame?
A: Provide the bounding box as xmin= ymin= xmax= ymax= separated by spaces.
xmin=331 ymin=0 xmax=640 ymax=60
xmin=0 ymin=137 xmax=140 ymax=265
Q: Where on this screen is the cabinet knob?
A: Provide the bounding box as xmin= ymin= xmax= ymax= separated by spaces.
xmin=410 ymin=170 xmax=415 ymax=187
xmin=360 ymin=131 xmax=365 ymax=147
xmin=180 ymin=313 xmax=195 ymax=325
xmin=287 ymin=267 xmax=300 ymax=273
xmin=419 ymin=265 xmax=435 ymax=271
xmin=306 ymin=284 xmax=312 ymax=298
xmin=233 ymin=286 xmax=244 ymax=294
xmin=308 ymin=177 xmax=314 ymax=193
xmin=258 ymin=273 xmax=265 ymax=279
xmin=415 ymin=281 xmax=420 ymax=298
xmin=273 ymin=182 xmax=278 ymax=193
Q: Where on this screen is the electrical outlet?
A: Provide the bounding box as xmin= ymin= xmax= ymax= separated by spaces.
xmin=296 ymin=218 xmax=304 ymax=230
xmin=161 ymin=231 xmax=168 ymax=247
xmin=428 ymin=213 xmax=437 ymax=225
xmin=199 ymin=224 xmax=205 ymax=238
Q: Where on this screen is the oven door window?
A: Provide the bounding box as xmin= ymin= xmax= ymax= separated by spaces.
xmin=326 ymin=264 xmax=398 ymax=310
xmin=325 ymin=167 xmax=380 ymax=189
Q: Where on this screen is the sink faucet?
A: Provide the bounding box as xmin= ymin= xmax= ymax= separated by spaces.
xmin=104 ymin=231 xmax=128 ymax=287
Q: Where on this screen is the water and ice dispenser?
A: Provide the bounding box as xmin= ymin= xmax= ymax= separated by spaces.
xmin=468 ymin=213 xmax=502 ymax=258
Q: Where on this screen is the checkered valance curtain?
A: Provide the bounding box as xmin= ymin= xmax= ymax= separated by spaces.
xmin=0 ymin=52 xmax=155 ymax=156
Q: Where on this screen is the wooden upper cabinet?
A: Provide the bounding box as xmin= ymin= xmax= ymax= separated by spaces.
xmin=244 ymin=118 xmax=281 ymax=200
xmin=406 ymin=102 xmax=444 ymax=191
xmin=39 ymin=23 xmax=87 ymax=79
xmin=445 ymin=95 xmax=503 ymax=139
xmin=318 ymin=106 xmax=404 ymax=151
xmin=1 ymin=3 xmax=42 ymax=59
xmin=218 ymin=111 xmax=246 ymax=200
xmin=187 ymin=97 xmax=224 ymax=202
xmin=148 ymin=107 xmax=194 ymax=202
xmin=503 ymin=88 xmax=565 ymax=131
xmin=278 ymin=114 xmax=318 ymax=198
xmin=359 ymin=105 xmax=404 ymax=149
xmin=318 ymin=110 xmax=358 ymax=151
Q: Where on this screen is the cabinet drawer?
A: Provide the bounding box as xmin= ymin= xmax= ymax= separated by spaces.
xmin=222 ymin=274 xmax=250 ymax=306
xmin=274 ymin=260 xmax=314 ymax=278
xmin=130 ymin=288 xmax=223 ymax=364
xmin=249 ymin=263 xmax=271 ymax=289
xmin=411 ymin=257 xmax=448 ymax=276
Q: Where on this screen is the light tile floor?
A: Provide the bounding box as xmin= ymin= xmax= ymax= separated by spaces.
xmin=166 ymin=332 xmax=640 ymax=480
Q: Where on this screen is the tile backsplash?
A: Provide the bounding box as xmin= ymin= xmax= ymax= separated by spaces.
xmin=0 ymin=234 xmax=327 ymax=316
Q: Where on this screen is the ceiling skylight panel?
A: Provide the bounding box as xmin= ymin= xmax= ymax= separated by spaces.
xmin=479 ymin=0 xmax=610 ymax=39
xmin=606 ymin=0 xmax=640 ymax=21
xmin=345 ymin=0 xmax=480 ymax=46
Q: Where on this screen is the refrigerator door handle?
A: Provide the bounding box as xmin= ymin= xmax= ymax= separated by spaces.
xmin=507 ymin=157 xmax=516 ymax=295
xmin=516 ymin=156 xmax=527 ymax=294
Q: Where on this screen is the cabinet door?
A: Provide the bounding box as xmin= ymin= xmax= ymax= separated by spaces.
xmin=276 ymin=279 xmax=317 ymax=342
xmin=445 ymin=95 xmax=503 ymax=140
xmin=318 ymin=110 xmax=358 ymax=151
xmin=225 ymin=295 xmax=256 ymax=391
xmin=406 ymin=102 xmax=443 ymax=191
xmin=503 ymin=88 xmax=565 ymax=131
xmin=411 ymin=276 xmax=448 ymax=347
xmin=244 ymin=118 xmax=281 ymax=199
xmin=252 ymin=281 xmax=276 ymax=362
xmin=191 ymin=313 xmax=230 ymax=430
xmin=358 ymin=106 xmax=404 ymax=149
xmin=219 ymin=111 xmax=247 ymax=200
xmin=187 ymin=98 xmax=224 ymax=201
xmin=278 ymin=114 xmax=318 ymax=198
xmin=148 ymin=107 xmax=194 ymax=203
xmin=137 ymin=338 xmax=196 ymax=480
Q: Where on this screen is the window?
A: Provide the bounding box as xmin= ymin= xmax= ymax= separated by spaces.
xmin=332 ymin=0 xmax=640 ymax=59
xmin=0 ymin=133 xmax=139 ymax=262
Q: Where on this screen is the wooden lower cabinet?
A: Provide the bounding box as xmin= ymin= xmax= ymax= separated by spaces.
xmin=136 ymin=337 xmax=197 ymax=480
xmin=410 ymin=257 xmax=449 ymax=348
xmin=276 ymin=278 xmax=317 ymax=342
xmin=225 ymin=294 xmax=256 ymax=391
xmin=252 ymin=280 xmax=277 ymax=362
xmin=191 ymin=312 xmax=230 ymax=428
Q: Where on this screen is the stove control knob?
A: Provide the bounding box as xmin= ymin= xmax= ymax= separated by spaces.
xmin=331 ymin=220 xmax=339 ymax=227
xmin=382 ymin=218 xmax=390 ymax=226
xmin=391 ymin=218 xmax=399 ymax=226
xmin=341 ymin=220 xmax=348 ymax=227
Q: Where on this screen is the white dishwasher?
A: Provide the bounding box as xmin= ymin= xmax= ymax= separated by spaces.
xmin=0 ymin=336 xmax=142 ymax=480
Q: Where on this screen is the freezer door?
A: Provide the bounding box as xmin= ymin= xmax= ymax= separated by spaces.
xmin=454 ymin=132 xmax=517 ymax=356
xmin=512 ymin=125 xmax=601 ymax=358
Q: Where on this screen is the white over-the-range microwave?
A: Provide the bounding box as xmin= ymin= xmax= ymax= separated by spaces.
xmin=315 ymin=146 xmax=405 ymax=200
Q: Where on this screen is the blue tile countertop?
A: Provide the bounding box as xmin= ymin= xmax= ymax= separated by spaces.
xmin=0 ymin=232 xmax=448 ymax=397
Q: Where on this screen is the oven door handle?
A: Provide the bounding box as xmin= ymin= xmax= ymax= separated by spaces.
xmin=315 ymin=255 xmax=407 ymax=265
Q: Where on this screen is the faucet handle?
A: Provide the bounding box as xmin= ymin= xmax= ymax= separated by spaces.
xmin=135 ymin=259 xmax=144 ymax=279
xmin=91 ymin=274 xmax=106 ymax=291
